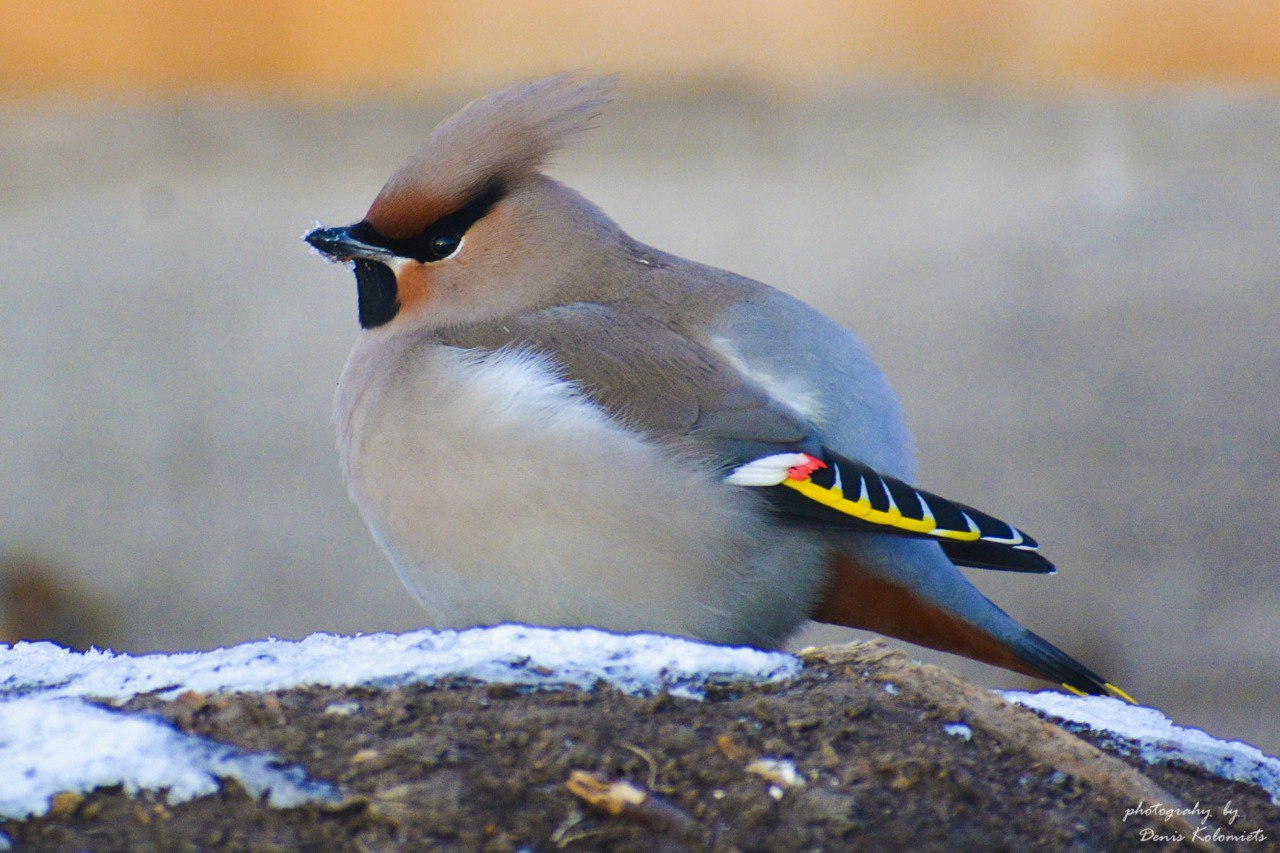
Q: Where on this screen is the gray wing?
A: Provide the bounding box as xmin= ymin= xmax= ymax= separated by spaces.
xmin=435 ymin=301 xmax=821 ymax=462
xmin=705 ymin=285 xmax=916 ymax=482
xmin=434 ymin=301 xmax=1053 ymax=572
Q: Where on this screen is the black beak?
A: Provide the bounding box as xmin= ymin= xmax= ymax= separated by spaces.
xmin=304 ymin=224 xmax=392 ymax=262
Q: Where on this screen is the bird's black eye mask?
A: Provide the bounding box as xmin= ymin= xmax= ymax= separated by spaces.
xmin=325 ymin=179 xmax=506 ymax=329
xmin=351 ymin=179 xmax=507 ymax=263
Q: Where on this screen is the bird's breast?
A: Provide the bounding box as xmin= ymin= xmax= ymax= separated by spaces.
xmin=332 ymin=336 xmax=827 ymax=646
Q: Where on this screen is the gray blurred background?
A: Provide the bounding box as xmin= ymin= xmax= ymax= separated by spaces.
xmin=3 ymin=3 xmax=1279 ymax=754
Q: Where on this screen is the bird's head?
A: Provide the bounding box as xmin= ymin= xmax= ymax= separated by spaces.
xmin=306 ymin=75 xmax=617 ymax=331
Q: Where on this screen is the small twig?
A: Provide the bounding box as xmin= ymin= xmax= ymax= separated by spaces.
xmin=620 ymin=743 xmax=676 ymax=794
xmin=549 ymin=808 xmax=585 ymax=844
xmin=550 ymin=808 xmax=608 ymax=849
xmin=565 ymin=770 xmax=696 ymax=839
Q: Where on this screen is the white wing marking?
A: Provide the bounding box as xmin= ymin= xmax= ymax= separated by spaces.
xmin=723 ymin=453 xmax=811 ymax=487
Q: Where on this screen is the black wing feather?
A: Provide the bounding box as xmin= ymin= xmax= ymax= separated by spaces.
xmin=740 ymin=447 xmax=1056 ymax=575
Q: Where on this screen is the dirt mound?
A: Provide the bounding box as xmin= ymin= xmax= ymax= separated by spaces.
xmin=5 ymin=641 xmax=1275 ymax=851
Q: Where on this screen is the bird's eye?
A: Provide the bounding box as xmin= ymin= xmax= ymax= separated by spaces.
xmin=430 ymin=234 xmax=462 ymax=260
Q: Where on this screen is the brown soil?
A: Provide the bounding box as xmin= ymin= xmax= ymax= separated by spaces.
xmin=4 ymin=641 xmax=1276 ymax=852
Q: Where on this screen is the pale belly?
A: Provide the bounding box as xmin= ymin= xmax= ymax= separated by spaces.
xmin=333 ymin=335 xmax=828 ymax=648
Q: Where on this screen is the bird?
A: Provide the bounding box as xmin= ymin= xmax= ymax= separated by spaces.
xmin=305 ymin=74 xmax=1132 ymax=702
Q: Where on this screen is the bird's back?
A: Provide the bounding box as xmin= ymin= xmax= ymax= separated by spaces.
xmin=591 ymin=238 xmax=918 ymax=480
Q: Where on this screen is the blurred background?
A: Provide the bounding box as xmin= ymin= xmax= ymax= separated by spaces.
xmin=2 ymin=1 xmax=1278 ymax=751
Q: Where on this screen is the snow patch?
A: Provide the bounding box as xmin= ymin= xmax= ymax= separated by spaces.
xmin=0 ymin=624 xmax=799 ymax=704
xmin=1007 ymin=691 xmax=1280 ymax=805
xmin=943 ymin=722 xmax=973 ymax=741
xmin=0 ymin=696 xmax=336 ymax=820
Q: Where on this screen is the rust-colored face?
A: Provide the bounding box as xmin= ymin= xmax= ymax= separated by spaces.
xmin=305 ymin=75 xmax=613 ymax=330
xmin=391 ymin=259 xmax=436 ymax=321
xmin=304 ymin=180 xmax=508 ymax=329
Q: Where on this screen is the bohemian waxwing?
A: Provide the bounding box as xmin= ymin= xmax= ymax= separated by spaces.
xmin=305 ymin=75 xmax=1132 ymax=701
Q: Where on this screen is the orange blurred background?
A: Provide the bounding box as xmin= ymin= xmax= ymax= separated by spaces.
xmin=3 ymin=0 xmax=1280 ymax=100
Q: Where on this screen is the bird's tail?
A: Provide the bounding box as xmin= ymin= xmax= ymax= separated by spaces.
xmin=1010 ymin=630 xmax=1137 ymax=703
xmin=813 ymin=549 xmax=1136 ymax=703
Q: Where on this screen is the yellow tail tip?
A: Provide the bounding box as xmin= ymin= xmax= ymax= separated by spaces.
xmin=1058 ymin=683 xmax=1137 ymax=704
xmin=1104 ymin=683 xmax=1138 ymax=705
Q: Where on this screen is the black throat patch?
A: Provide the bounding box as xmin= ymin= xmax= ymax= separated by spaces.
xmin=354 ymin=259 xmax=398 ymax=329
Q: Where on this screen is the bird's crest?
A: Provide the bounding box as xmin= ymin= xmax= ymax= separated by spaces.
xmin=366 ymin=74 xmax=615 ymax=239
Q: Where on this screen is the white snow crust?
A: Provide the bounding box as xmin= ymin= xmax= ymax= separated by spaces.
xmin=1007 ymin=690 xmax=1280 ymax=805
xmin=1 ymin=624 xmax=799 ymax=703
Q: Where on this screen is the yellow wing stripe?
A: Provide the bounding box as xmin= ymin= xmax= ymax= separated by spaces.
xmin=781 ymin=477 xmax=981 ymax=540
